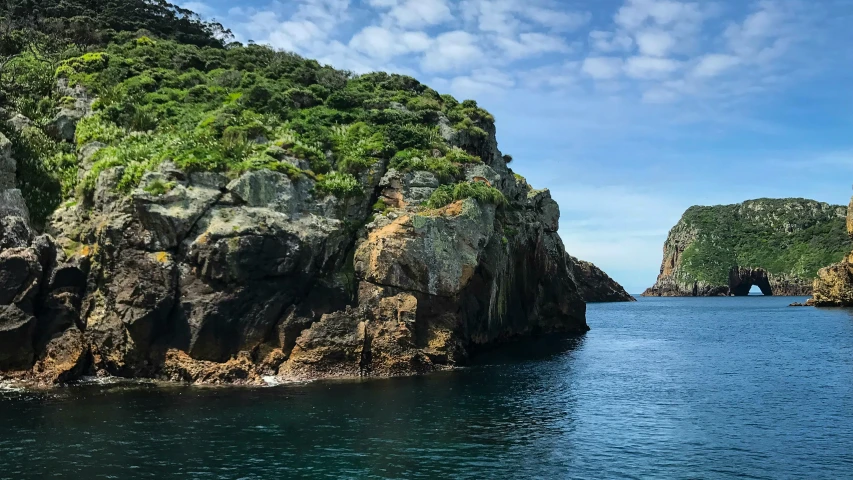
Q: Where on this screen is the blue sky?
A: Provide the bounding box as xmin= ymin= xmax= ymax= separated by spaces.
xmin=180 ymin=0 xmax=853 ymax=293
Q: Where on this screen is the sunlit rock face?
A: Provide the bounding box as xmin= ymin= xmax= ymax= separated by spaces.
xmin=812 ymin=197 xmax=853 ymax=307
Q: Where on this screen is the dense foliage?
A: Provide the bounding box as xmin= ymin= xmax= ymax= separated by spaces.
xmin=0 ymin=0 xmax=499 ymax=226
xmin=676 ymin=199 xmax=851 ymax=284
xmin=426 ymin=182 xmax=506 ymax=209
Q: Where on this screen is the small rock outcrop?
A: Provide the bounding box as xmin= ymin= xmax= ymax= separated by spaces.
xmin=569 ymin=256 xmax=635 ymax=302
xmin=644 ymin=199 xmax=850 ymax=297
xmin=812 ymin=197 xmax=853 ymax=307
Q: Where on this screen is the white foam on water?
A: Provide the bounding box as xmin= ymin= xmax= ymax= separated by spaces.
xmin=262 ymin=375 xmax=282 ymax=386
xmin=0 ymin=380 xmax=24 ymax=392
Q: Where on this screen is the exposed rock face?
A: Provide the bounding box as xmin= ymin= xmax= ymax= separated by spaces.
xmin=812 ymin=197 xmax=853 ymax=307
xmin=0 ymin=108 xmax=595 ymax=385
xmin=644 ymin=199 xmax=849 ymax=297
xmin=49 ymin=79 xmax=94 ymax=142
xmin=569 ymin=256 xmax=635 ymax=302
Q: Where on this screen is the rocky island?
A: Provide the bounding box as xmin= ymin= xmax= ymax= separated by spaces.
xmin=0 ymin=0 xmax=634 ymax=386
xmin=570 ymin=256 xmax=636 ymax=302
xmin=644 ymin=199 xmax=850 ymax=297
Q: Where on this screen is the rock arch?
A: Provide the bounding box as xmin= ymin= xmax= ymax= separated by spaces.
xmin=728 ymin=267 xmax=773 ymax=296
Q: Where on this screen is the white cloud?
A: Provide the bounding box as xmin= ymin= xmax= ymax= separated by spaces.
xmin=180 ymin=1 xmax=214 ymax=16
xmin=264 ymin=19 xmax=326 ymax=51
xmin=589 ymin=30 xmax=634 ymax=52
xmin=520 ymin=62 xmax=581 ymax=89
xmin=349 ymin=26 xmax=431 ymax=59
xmin=641 ymin=86 xmax=680 ymax=103
xmin=692 ymin=53 xmax=741 ymax=78
xmin=460 ymin=0 xmax=521 ymax=35
xmin=239 ymin=0 xmax=351 ymax=52
xmin=421 ymin=31 xmax=483 ymax=72
xmin=447 ymin=68 xmax=516 ymax=97
xmin=615 ymin=0 xmax=705 ymax=31
xmin=724 ymin=1 xmax=797 ymax=63
xmin=496 ymin=32 xmax=571 ymax=60
xmin=380 ymin=0 xmax=452 ymax=28
xmin=624 ymin=56 xmax=680 ymax=79
xmin=582 ymin=57 xmax=624 ymax=80
xmin=522 ymin=7 xmax=591 ymax=31
xmin=635 ymin=29 xmax=676 ymax=57
xmin=461 ymin=0 xmax=590 ymax=34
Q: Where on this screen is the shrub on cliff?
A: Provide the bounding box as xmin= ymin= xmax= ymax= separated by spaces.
xmin=426 ymin=182 xmax=507 ymax=209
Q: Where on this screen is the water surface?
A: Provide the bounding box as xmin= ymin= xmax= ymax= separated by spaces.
xmin=3 ymin=296 xmax=853 ymax=479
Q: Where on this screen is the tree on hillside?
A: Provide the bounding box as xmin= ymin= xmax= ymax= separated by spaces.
xmin=0 ymin=0 xmax=230 ymax=49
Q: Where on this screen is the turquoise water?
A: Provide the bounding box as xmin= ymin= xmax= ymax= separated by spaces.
xmin=3 ymin=296 xmax=853 ymax=479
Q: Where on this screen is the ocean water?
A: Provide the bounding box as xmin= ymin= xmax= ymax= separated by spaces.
xmin=2 ymin=296 xmax=853 ymax=479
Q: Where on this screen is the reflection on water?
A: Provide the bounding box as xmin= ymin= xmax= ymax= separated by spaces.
xmin=3 ymin=297 xmax=853 ymax=479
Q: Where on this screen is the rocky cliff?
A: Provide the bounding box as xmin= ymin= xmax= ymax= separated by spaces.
xmin=0 ymin=24 xmax=599 ymax=384
xmin=643 ymin=199 xmax=850 ymax=297
xmin=569 ymin=256 xmax=635 ymax=302
xmin=812 ymin=196 xmax=853 ymax=307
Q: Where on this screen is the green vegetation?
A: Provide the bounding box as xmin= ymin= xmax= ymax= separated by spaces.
xmin=675 ymin=199 xmax=851 ymax=284
xmin=143 ymin=179 xmax=175 ymax=196
xmin=0 ymin=0 xmax=498 ymax=225
xmin=426 ymin=182 xmax=507 ymax=209
xmin=314 ymin=172 xmax=362 ymax=199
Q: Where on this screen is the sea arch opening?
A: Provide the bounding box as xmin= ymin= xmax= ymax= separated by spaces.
xmin=728 ymin=267 xmax=773 ymax=296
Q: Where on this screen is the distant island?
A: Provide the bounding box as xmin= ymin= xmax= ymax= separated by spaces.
xmin=643 ymin=198 xmax=851 ymax=297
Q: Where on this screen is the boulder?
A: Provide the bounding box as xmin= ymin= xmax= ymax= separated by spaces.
xmin=379 ymin=169 xmax=440 ymax=209
xmin=7 ymin=113 xmax=32 ymax=133
xmin=354 ymin=199 xmax=494 ymax=297
xmin=0 ymin=216 xmax=33 ymax=250
xmin=32 ymin=327 xmax=89 ymax=384
xmin=133 ymin=176 xmax=222 ymax=250
xmin=0 ymin=191 xmax=29 ymax=224
xmin=0 ymin=247 xmax=42 ymax=309
xmin=0 ymin=304 xmax=36 ymax=369
xmin=227 ymin=170 xmax=301 ymax=216
xmin=83 ymin=249 xmax=177 ymax=375
xmin=0 ymin=132 xmax=14 ymax=190
xmin=50 ymin=79 xmax=93 ymax=142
